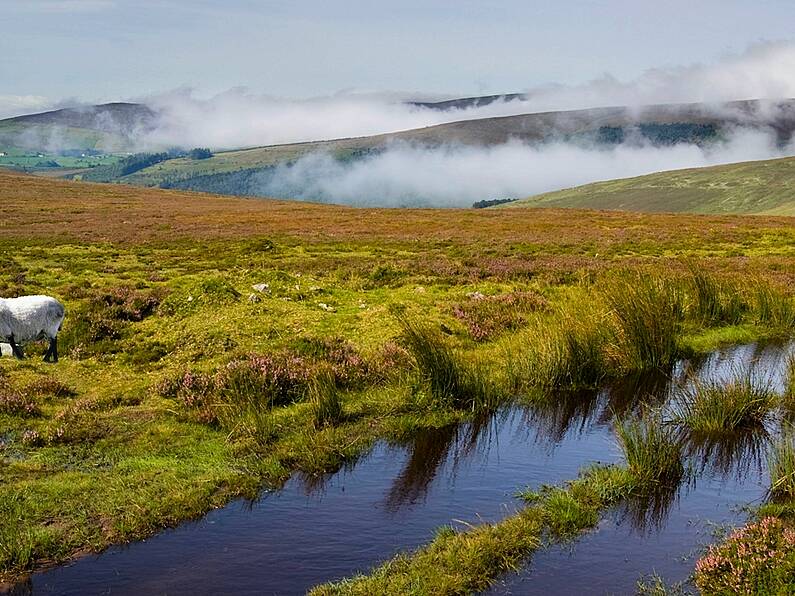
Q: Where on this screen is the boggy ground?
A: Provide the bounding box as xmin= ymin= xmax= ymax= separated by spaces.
xmin=0 ymin=171 xmax=794 ymax=590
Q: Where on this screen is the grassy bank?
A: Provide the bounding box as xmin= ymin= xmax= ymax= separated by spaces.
xmin=1 ymin=171 xmax=794 ymax=585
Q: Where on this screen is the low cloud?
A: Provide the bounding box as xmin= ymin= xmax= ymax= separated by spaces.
xmin=0 ymin=95 xmax=52 ymax=120
xmin=138 ymin=41 xmax=795 ymax=151
xmin=249 ymin=129 xmax=788 ymax=207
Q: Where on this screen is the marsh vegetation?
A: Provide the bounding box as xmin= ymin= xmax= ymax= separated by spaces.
xmin=1 ymin=172 xmax=794 ymax=593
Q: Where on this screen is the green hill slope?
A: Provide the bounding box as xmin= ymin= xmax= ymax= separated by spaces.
xmin=112 ymin=99 xmax=795 ymax=190
xmin=507 ymin=156 xmax=795 ymax=215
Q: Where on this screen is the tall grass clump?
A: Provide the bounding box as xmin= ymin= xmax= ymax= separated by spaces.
xmin=617 ymin=412 xmax=684 ymax=492
xmin=530 ymin=313 xmax=610 ymax=389
xmin=309 ymin=371 xmax=345 ymax=429
xmin=674 ymin=374 xmax=775 ymax=436
xmin=687 ymin=267 xmax=745 ymax=326
xmin=769 ymin=428 xmax=795 ymax=502
xmin=754 ymin=284 xmax=795 ymax=334
xmin=398 ymin=316 xmax=497 ymax=411
xmin=0 ymin=493 xmax=37 ymax=572
xmin=785 ymin=354 xmax=795 ymax=406
xmin=603 ymin=273 xmax=684 ymax=372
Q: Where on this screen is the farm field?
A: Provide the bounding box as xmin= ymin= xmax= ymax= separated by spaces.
xmin=0 ymin=171 xmax=794 ymax=593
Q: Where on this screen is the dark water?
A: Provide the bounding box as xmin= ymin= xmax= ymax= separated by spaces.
xmin=10 ymin=342 xmax=794 ymax=596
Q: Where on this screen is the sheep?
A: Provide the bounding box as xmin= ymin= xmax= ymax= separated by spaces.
xmin=0 ymin=295 xmax=65 ymax=363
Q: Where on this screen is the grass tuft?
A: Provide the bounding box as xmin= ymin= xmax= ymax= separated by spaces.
xmin=310 ymin=371 xmax=345 ymax=429
xmin=753 ymin=284 xmax=795 ymax=334
xmin=687 ymin=266 xmax=746 ymax=326
xmin=531 ymin=313 xmax=609 ymax=389
xmin=769 ymin=428 xmax=795 ymax=502
xmin=603 ymin=273 xmax=683 ymax=372
xmin=617 ymin=412 xmax=684 ymax=492
xmin=674 ymin=374 xmax=775 ymax=436
xmin=398 ymin=316 xmax=498 ymax=411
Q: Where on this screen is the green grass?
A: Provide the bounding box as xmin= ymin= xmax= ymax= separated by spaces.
xmin=769 ymin=429 xmax=795 ymax=502
xmin=616 ymin=412 xmax=685 ymax=492
xmin=603 ymin=273 xmax=684 ymax=372
xmin=0 ymin=171 xmax=793 ymax=585
xmin=309 ymin=372 xmax=345 ymax=429
xmin=398 ymin=315 xmax=498 ymax=411
xmin=687 ymin=266 xmax=746 ymax=326
xmin=674 ymin=375 xmax=775 ymax=436
xmin=508 ymin=156 xmax=795 ymax=215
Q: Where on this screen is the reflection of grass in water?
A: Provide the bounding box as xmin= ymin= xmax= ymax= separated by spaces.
xmin=685 ymin=427 xmax=770 ymax=480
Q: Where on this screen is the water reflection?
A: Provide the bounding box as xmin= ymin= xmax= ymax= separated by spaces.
xmin=685 ymin=428 xmax=770 ymax=481
xmin=16 ymin=342 xmax=794 ymax=596
xmin=384 ymin=424 xmax=459 ymax=512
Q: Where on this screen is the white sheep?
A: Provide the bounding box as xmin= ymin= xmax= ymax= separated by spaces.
xmin=0 ymin=295 xmax=65 ymax=363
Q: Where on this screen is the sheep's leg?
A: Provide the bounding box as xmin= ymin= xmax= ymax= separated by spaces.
xmin=9 ymin=335 xmax=24 ymax=360
xmin=44 ymin=337 xmax=58 ymax=363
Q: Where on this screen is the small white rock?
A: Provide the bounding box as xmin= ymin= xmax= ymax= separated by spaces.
xmin=252 ymin=283 xmax=270 ymax=293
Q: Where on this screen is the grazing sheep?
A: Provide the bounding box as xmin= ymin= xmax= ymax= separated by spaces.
xmin=0 ymin=296 xmax=65 ymax=363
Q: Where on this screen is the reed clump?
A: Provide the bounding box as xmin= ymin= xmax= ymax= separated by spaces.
xmin=603 ymin=273 xmax=684 ymax=373
xmin=769 ymin=429 xmax=795 ymax=502
xmin=617 ymin=412 xmax=684 ymax=493
xmin=674 ymin=375 xmax=775 ymax=436
xmin=398 ymin=316 xmax=498 ymax=411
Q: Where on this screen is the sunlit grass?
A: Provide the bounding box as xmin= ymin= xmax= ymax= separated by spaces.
xmin=616 ymin=412 xmax=684 ymax=492
xmin=674 ymin=374 xmax=775 ymax=436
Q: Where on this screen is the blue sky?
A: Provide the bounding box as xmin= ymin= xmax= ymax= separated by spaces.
xmin=2 ymin=0 xmax=795 ymax=113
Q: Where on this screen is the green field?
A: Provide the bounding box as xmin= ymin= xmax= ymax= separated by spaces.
xmin=508 ymin=156 xmax=795 ymax=215
xmin=1 ymin=171 xmax=794 ymax=593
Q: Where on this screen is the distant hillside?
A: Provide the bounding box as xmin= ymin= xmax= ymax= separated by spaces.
xmin=0 ymin=102 xmax=156 ymax=152
xmin=112 ymin=98 xmax=795 ymax=196
xmin=409 ymin=93 xmax=527 ymax=110
xmin=507 ymin=156 xmax=795 ymax=215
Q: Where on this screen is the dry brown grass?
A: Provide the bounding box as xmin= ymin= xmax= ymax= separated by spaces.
xmin=1 ymin=171 xmax=793 ymax=251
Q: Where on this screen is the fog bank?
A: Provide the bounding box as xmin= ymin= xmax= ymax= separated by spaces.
xmin=250 ymin=129 xmax=789 ymax=207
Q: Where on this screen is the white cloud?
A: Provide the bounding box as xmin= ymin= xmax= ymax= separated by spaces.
xmin=251 ymin=130 xmax=788 ymax=207
xmin=136 ymin=41 xmax=795 ymax=151
xmin=0 ymin=95 xmax=52 ymax=119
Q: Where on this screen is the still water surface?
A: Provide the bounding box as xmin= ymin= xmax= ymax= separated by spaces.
xmin=15 ymin=342 xmax=794 ymax=595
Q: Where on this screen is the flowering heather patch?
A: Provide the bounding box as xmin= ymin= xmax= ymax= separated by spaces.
xmin=0 ymin=389 xmax=39 ymax=418
xmin=94 ymin=286 xmax=164 ymax=322
xmin=370 ymin=341 xmax=413 ymax=383
xmin=452 ymin=290 xmax=547 ymax=341
xmin=218 ymin=353 xmax=314 ymax=407
xmin=695 ymin=517 xmax=795 ymax=595
xmin=296 ymin=337 xmax=370 ymax=388
xmin=156 ymin=369 xmax=216 ymax=424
